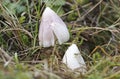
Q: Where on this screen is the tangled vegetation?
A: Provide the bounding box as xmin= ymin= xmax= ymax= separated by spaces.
xmin=0 ymin=0 xmax=120 ymax=79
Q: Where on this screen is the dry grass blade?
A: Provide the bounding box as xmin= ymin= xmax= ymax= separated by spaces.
xmin=80 ymin=0 xmax=103 ymax=20
xmin=104 ymin=70 xmax=120 ymax=79
xmin=89 ymin=46 xmax=111 ymax=57
xmin=0 ymin=28 xmax=33 ymax=38
xmin=72 ymin=26 xmax=119 ymax=33
xmin=0 ymin=48 xmax=12 ymax=61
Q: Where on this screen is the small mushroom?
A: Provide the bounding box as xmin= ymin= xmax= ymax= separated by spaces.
xmin=62 ymin=44 xmax=87 ymax=74
xmin=39 ymin=7 xmax=70 ymax=47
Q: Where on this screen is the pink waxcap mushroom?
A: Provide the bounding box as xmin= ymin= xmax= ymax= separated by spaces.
xmin=39 ymin=7 xmax=70 ymax=47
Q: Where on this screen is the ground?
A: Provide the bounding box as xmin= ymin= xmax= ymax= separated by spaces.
xmin=0 ymin=0 xmax=120 ymax=79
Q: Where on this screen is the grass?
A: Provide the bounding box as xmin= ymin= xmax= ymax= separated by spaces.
xmin=0 ymin=0 xmax=120 ymax=79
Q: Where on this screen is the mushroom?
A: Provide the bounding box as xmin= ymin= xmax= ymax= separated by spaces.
xmin=62 ymin=44 xmax=87 ymax=74
xmin=39 ymin=7 xmax=70 ymax=47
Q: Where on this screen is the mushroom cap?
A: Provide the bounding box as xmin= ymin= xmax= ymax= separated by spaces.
xmin=39 ymin=7 xmax=69 ymax=47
